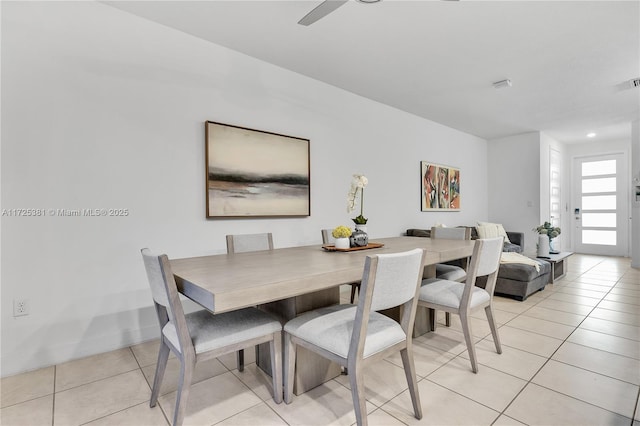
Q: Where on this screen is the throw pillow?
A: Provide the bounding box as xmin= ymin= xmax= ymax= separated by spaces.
xmin=477 ymin=222 xmax=511 ymax=243
xmin=476 ymin=224 xmax=500 ymax=239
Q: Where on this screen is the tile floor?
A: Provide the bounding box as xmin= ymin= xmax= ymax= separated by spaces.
xmin=1 ymin=254 xmax=639 ymax=425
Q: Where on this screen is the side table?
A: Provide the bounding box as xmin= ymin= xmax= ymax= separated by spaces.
xmin=537 ymin=252 xmax=573 ymax=283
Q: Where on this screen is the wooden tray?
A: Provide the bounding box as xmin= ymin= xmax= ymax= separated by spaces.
xmin=322 ymin=242 xmax=385 ymax=252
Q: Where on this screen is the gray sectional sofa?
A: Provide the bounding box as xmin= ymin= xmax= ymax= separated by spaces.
xmin=406 ymin=227 xmax=550 ymax=301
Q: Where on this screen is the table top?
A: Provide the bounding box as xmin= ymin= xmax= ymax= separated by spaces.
xmin=170 ymin=236 xmax=474 ymax=314
xmin=537 ymin=251 xmax=574 ymax=262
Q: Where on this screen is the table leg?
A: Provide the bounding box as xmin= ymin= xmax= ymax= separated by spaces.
xmin=256 ymin=287 xmax=341 ymax=395
xmin=416 ymin=264 xmax=437 ymax=335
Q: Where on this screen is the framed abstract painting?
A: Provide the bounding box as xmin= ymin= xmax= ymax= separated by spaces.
xmin=421 ymin=162 xmax=460 ymax=211
xmin=205 ymin=121 xmax=310 ymax=218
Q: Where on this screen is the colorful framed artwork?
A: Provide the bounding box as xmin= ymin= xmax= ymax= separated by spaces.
xmin=421 ymin=162 xmax=460 ymax=211
xmin=205 ymin=121 xmax=310 ymax=218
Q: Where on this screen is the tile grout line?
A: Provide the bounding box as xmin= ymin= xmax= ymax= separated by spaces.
xmin=488 ymin=289 xmax=567 ymax=424
xmin=4 ymin=255 xmax=634 ymax=425
xmin=407 ymin=295 xmax=555 ymax=423
xmin=495 ymin=258 xmax=638 ymax=423
xmin=51 ymin=365 xmax=56 ymax=426
xmin=53 ymin=366 xmax=145 ymax=395
xmin=631 ymin=387 xmax=640 ymax=426
xmin=129 ymin=345 xmax=172 ymax=425
xmin=76 ymin=401 xmax=165 ymax=426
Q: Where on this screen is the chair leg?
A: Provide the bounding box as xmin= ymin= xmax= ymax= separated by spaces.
xmin=445 ymin=312 xmax=451 ymax=327
xmin=428 ymin=308 xmax=437 ymax=331
xmin=400 ymin=347 xmax=422 ymax=420
xmin=348 ymin=360 xmax=367 ymax=426
xmin=270 ymin=332 xmax=283 ymax=404
xmin=485 ymin=305 xmax=502 ymax=354
xmin=150 ymin=341 xmax=170 ymax=407
xmin=237 ymin=349 xmax=244 ymax=372
xmin=283 ymin=333 xmax=296 ymax=404
xmin=173 ymin=357 xmax=195 ymax=426
xmin=459 ymin=311 xmax=478 ymax=373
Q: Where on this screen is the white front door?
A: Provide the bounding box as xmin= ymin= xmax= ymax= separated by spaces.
xmin=573 ymin=153 xmax=629 ymax=256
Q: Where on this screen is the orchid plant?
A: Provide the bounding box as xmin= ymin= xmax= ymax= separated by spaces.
xmin=347 ymin=174 xmax=368 ymax=224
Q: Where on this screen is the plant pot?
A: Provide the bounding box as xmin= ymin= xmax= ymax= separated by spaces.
xmin=350 ymin=228 xmax=368 ymax=247
xmin=355 ymin=224 xmax=367 ymax=233
xmin=537 ymin=234 xmax=550 ymax=257
xmin=334 ymin=238 xmax=350 ymax=249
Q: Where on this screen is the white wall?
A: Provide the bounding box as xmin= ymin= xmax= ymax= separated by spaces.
xmin=487 ymin=132 xmax=541 ymax=254
xmin=0 ymin=2 xmax=488 ymax=376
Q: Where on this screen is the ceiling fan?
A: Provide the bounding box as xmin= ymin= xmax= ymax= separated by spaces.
xmin=298 ymin=0 xmax=375 ymax=26
xmin=298 ymin=0 xmax=459 ymax=26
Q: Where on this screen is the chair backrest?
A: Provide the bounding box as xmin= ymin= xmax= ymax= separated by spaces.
xmin=226 ymin=233 xmax=274 ymax=253
xmin=350 ymin=248 xmax=426 ymax=360
xmin=431 ymin=226 xmax=471 ymax=240
xmin=460 ymin=237 xmax=504 ymax=309
xmin=140 ymin=248 xmax=193 ymax=357
xmin=321 ymin=229 xmax=335 ymax=245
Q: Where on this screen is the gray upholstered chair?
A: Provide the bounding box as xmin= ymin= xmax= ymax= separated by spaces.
xmin=418 ymin=237 xmax=503 ymax=373
xmin=226 ymin=232 xmax=274 ymax=371
xmin=226 ymin=232 xmax=273 ymax=254
xmin=321 ymin=228 xmax=361 ymax=303
xmin=430 ymin=226 xmax=471 ymax=327
xmin=283 ymin=248 xmax=427 ymax=426
xmin=141 ymin=249 xmax=283 ymax=426
xmin=431 ymin=226 xmax=471 ymax=282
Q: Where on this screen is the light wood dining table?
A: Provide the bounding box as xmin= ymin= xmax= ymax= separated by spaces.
xmin=170 ymin=236 xmax=474 ymax=394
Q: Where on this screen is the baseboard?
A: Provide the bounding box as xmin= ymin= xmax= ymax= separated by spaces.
xmin=1 ymin=324 xmax=160 ymax=378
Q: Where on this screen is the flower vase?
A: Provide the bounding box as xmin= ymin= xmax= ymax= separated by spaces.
xmin=549 ymin=238 xmax=559 ymax=254
xmin=537 ymin=234 xmax=550 ymax=258
xmin=355 ymin=224 xmax=367 ymax=233
xmin=350 ymin=226 xmax=369 ymax=247
xmin=334 ymin=238 xmax=350 ymax=249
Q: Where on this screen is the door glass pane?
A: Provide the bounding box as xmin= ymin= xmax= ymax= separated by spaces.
xmin=582 ymin=160 xmax=616 ymax=177
xmin=582 ymin=195 xmax=616 ymax=210
xmin=582 ymin=230 xmax=616 ymax=245
xmin=582 ymin=177 xmax=616 ymax=193
xmin=582 ymin=213 xmax=616 ymax=228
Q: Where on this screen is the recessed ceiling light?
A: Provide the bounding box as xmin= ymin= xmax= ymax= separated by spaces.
xmin=587 ymin=132 xmax=596 ymax=138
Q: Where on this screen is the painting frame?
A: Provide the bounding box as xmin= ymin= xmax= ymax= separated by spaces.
xmin=205 ymin=121 xmax=310 ymax=218
xmin=421 ymin=161 xmax=461 ymax=211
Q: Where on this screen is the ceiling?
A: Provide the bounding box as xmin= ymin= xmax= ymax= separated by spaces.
xmin=106 ymin=0 xmax=640 ymax=144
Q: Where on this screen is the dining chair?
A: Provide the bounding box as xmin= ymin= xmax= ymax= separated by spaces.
xmin=141 ymin=248 xmax=283 ymax=426
xmin=431 ymin=226 xmax=471 ymax=282
xmin=226 ymin=232 xmax=274 ymax=254
xmin=226 ymin=232 xmax=274 ymax=371
xmin=418 ymin=237 xmax=503 ymax=373
xmin=283 ymin=248 xmax=427 ymax=426
xmin=322 ymin=228 xmax=361 ymax=303
xmin=430 ymin=226 xmax=472 ymax=327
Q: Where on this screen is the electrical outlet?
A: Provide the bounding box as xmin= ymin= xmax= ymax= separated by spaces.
xmin=13 ymin=299 xmax=29 ymax=317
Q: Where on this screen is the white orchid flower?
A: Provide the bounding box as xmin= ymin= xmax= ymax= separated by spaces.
xmin=346 ymin=174 xmax=368 ymax=222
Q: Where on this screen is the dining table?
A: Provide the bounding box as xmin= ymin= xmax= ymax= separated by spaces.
xmin=170 ymin=235 xmax=474 ymax=394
